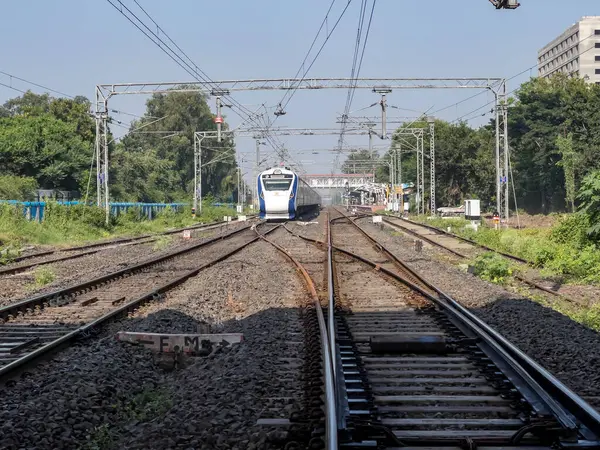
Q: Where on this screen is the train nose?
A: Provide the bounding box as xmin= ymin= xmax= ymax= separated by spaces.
xmin=265 ymin=194 xmax=289 ymax=214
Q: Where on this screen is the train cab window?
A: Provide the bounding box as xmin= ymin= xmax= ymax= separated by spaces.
xmin=262 ymin=178 xmax=293 ymax=191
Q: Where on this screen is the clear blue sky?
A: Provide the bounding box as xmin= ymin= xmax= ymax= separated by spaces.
xmin=1 ymin=0 xmax=598 ymax=177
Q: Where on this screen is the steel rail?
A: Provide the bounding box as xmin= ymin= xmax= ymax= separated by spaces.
xmin=0 ymin=223 xmax=256 ymax=321
xmin=379 ymin=216 xmax=578 ymax=301
xmin=0 ymin=239 xmax=153 ymax=276
xmin=326 ymin=212 xmax=336 ymax=382
xmin=0 ymin=223 xmax=276 ymax=381
xmin=2 ymin=217 xmax=255 ymax=273
xmin=387 ymin=215 xmax=528 ymax=263
xmin=332 ymin=208 xmax=600 ymax=442
xmin=285 ymin=214 xmax=600 ymax=443
xmin=255 ymin=228 xmax=337 ymax=450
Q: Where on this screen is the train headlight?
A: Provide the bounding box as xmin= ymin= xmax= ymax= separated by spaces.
xmin=260 ymin=191 xmax=264 ymax=199
xmin=289 ymin=191 xmax=294 ymax=199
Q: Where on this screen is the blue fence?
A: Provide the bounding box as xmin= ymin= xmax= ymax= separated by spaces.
xmin=0 ymin=201 xmax=187 ymax=222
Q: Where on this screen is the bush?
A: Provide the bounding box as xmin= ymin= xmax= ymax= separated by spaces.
xmin=44 ymin=202 xmax=108 ymax=230
xmin=472 ymin=252 xmax=513 ymax=283
xmin=549 ymin=213 xmax=591 ymax=248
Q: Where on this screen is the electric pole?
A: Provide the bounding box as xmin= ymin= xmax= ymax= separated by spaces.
xmin=398 ymin=142 xmax=403 ymax=213
xmin=373 ymin=88 xmax=392 ymax=138
xmin=254 ymin=138 xmax=262 ymax=210
xmin=237 ymin=165 xmax=241 ymax=210
xmin=216 ymin=96 xmax=222 ymax=143
xmin=427 ymin=116 xmax=436 ymax=215
xmin=416 ymin=136 xmax=421 ymax=214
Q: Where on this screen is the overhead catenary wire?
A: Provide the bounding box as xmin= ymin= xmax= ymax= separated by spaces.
xmin=442 ymin=31 xmax=600 ymax=124
xmin=105 ymin=0 xmax=298 ymax=168
xmin=336 ymin=0 xmax=377 ymax=165
xmin=0 ymin=81 xmax=27 ymax=95
xmin=275 ymin=0 xmax=355 ymax=115
xmin=0 ymin=70 xmax=74 ymax=99
xmin=346 ymin=0 xmax=377 ymax=111
xmin=0 ymin=69 xmax=146 ymax=121
xmin=105 ymin=2 xmax=267 ymax=130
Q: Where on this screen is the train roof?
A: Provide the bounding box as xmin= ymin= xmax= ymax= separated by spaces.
xmin=260 ymin=167 xmax=296 ymax=176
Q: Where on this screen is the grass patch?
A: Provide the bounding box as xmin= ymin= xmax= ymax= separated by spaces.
xmin=34 ymin=267 xmax=55 ymax=286
xmin=123 ymin=387 xmax=173 ymax=422
xmin=471 ymin=252 xmax=513 ymax=284
xmin=83 ymin=424 xmax=114 ymax=450
xmin=82 ymin=387 xmax=173 ymax=450
xmin=412 ymin=213 xmax=600 ymax=285
xmin=0 ymin=244 xmax=21 ymax=265
xmin=0 ymin=201 xmax=238 ymax=252
xmin=151 ymin=236 xmax=173 ymax=252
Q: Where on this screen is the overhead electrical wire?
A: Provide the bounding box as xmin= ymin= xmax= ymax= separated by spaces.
xmin=0 ymin=70 xmax=74 ymax=99
xmin=437 ymin=31 xmax=600 ymax=122
xmin=105 ymin=0 xmax=301 ymax=170
xmin=346 ymin=0 xmax=377 ymax=111
xmin=105 ymin=1 xmax=268 ymax=131
xmin=255 ymin=0 xmax=355 ymax=172
xmin=254 ymin=0 xmax=356 ymax=173
xmin=276 ymin=0 xmax=355 ymax=114
xmin=0 ymin=81 xmax=27 ymax=95
xmin=335 ymin=0 xmax=377 ymax=169
xmin=0 ymin=69 xmax=146 ymax=123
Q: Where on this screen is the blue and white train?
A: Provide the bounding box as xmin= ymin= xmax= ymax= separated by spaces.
xmin=258 ymin=167 xmax=321 ymax=220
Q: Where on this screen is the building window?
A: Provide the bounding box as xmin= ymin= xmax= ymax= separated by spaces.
xmin=596 ymin=55 xmax=600 ymax=61
xmin=596 ymin=43 xmax=600 ymax=48
xmin=595 ymin=30 xmax=600 ymax=35
xmin=596 ymin=68 xmax=600 ymax=74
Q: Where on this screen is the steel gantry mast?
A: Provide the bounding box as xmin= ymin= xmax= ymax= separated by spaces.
xmin=95 ymin=77 xmax=507 ymax=222
xmin=427 ymin=116 xmax=436 ymax=215
xmin=495 ymin=83 xmax=510 ymax=223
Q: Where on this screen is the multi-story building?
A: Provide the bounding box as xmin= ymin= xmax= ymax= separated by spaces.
xmin=537 ymin=16 xmax=600 ymax=84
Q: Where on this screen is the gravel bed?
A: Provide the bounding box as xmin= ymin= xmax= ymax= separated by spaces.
xmin=285 ymin=209 xmax=327 ymax=242
xmin=112 ymin=240 xmax=309 ymax=449
xmin=1 ymin=238 xmax=310 ymax=449
xmin=353 ymin=217 xmax=600 ymax=407
xmin=270 ymin=226 xmax=326 ymax=292
xmin=0 ymin=222 xmax=248 ymax=307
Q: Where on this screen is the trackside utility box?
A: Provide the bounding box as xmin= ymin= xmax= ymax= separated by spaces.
xmin=465 ymin=200 xmax=481 ymax=221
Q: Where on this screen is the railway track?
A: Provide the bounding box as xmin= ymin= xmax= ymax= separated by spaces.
xmin=0 ymin=217 xmax=254 ymax=276
xmin=0 ymin=221 xmax=274 ymax=383
xmin=372 ymin=214 xmax=581 ymax=303
xmin=280 ymin=207 xmax=600 ymax=448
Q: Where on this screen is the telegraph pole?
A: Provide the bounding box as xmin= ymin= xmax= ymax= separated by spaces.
xmin=427 ymin=116 xmax=436 ymax=215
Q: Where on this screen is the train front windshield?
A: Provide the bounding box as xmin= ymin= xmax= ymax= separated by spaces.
xmin=262 ymin=175 xmax=293 ymax=191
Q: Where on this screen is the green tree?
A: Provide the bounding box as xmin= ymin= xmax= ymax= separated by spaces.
xmin=0 ymin=175 xmax=38 ymax=200
xmin=556 ymin=132 xmax=577 ymax=212
xmin=114 ymin=88 xmax=237 ymax=202
xmin=508 ymin=74 xmax=600 ymax=213
xmin=3 ymin=91 xmax=51 ymax=116
xmin=577 ymin=170 xmax=600 ymax=239
xmin=341 ymin=149 xmax=378 ymax=174
xmin=0 ymin=114 xmax=92 ymax=191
